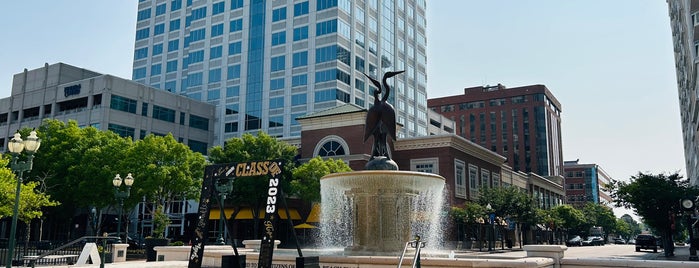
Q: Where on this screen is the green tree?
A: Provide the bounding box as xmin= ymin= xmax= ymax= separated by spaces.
xmin=450 ymin=202 xmax=486 ymax=243
xmin=125 ymin=134 xmax=206 ymax=237
xmin=0 ymin=155 xmax=59 ymax=243
xmin=620 ymin=214 xmax=641 ymax=237
xmin=478 ymin=186 xmax=536 ymax=247
xmin=606 ymin=172 xmax=699 ymax=254
xmin=615 ymin=218 xmax=632 ymax=239
xmin=581 ymin=202 xmax=617 ymax=240
xmin=549 ymin=205 xmax=586 ymax=234
xmin=208 ymin=132 xmax=298 ymax=238
xmin=291 ymin=156 xmax=352 ymax=202
xmin=33 ymin=119 xmax=133 ymax=225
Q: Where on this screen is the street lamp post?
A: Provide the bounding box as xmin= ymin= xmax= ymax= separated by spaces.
xmin=5 ymin=131 xmax=41 ymax=268
xmin=112 ymin=173 xmax=134 ymax=244
xmin=486 ymin=203 xmax=495 ymax=251
xmin=214 ymin=178 xmax=233 ymax=245
xmin=91 ymin=207 xmax=98 ymax=237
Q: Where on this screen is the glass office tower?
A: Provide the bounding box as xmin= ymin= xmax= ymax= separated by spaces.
xmin=132 ymin=0 xmax=428 ymax=145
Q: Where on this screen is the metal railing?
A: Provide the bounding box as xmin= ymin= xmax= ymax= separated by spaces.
xmin=0 ymin=236 xmax=117 ymax=267
xmin=397 ymin=236 xmax=426 ymax=268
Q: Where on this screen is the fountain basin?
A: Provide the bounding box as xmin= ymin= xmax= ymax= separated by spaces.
xmin=320 ymin=170 xmax=446 ymax=254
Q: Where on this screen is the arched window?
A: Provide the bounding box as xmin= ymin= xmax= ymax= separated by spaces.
xmin=319 ymin=140 xmax=345 ymax=156
xmin=314 ymin=135 xmax=349 ymax=157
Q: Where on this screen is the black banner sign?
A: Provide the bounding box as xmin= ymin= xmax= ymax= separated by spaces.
xmin=188 ymin=161 xmax=284 ymax=268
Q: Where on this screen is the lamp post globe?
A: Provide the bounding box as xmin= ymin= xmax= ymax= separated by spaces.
xmin=113 ymin=173 xmax=133 ymax=244
xmin=5 ymin=130 xmax=41 ymax=268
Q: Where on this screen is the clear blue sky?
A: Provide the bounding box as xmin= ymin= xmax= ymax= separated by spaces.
xmin=0 ymin=1 xmax=684 ymax=212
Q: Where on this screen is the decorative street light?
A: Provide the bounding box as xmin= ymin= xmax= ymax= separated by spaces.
xmin=91 ymin=207 xmax=98 ymax=237
xmin=5 ymin=130 xmax=41 ymax=268
xmin=113 ymin=173 xmax=134 ymax=243
xmin=486 ymin=203 xmax=495 ymax=251
xmin=214 ymin=177 xmax=233 ymax=245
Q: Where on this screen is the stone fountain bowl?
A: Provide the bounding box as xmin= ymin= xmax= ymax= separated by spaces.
xmin=320 ymin=170 xmax=445 ymax=193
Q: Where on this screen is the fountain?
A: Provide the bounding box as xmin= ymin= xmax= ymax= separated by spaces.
xmin=319 ymin=71 xmax=447 ymax=254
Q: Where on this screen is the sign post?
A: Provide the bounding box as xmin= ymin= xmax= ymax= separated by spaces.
xmin=188 ymin=160 xmax=285 ymax=268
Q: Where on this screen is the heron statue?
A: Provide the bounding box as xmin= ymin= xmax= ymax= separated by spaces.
xmin=363 ymin=70 xmax=404 ymax=168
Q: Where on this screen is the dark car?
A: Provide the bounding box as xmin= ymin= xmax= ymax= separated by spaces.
xmin=566 ymin=235 xmax=583 ymax=247
xmin=635 ymin=234 xmax=659 ymax=252
xmin=107 ymin=233 xmax=144 ymax=249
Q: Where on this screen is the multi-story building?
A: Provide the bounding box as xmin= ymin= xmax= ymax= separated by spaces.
xmin=427 ymin=84 xmax=564 ymax=180
xmin=0 ymin=63 xmax=215 ymax=153
xmin=668 ymin=1 xmax=699 ymax=186
xmin=563 ymin=160 xmax=613 ymax=208
xmin=0 ymin=62 xmax=216 ymax=241
xmin=132 ymin=0 xmax=429 ymax=145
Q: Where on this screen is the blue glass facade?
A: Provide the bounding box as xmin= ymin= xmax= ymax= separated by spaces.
xmin=245 ymin=0 xmax=265 ymax=131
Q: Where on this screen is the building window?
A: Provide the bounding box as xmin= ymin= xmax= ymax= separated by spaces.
xmin=469 ymin=164 xmax=479 ymax=198
xmin=224 ymin=122 xmax=238 ymax=133
xmin=270 ymin=78 xmax=285 ymax=90
xmin=134 ymin=47 xmax=148 ymax=60
xmin=227 ymin=65 xmax=241 ymax=80
xmin=455 ymin=160 xmax=467 ymax=199
xmin=272 ymin=7 xmax=286 ymax=21
xmin=481 ymin=168 xmax=490 ymax=188
xmin=271 ymin=55 xmax=285 ymax=72
xmin=293 ymin=51 xmax=308 ymax=67
xmin=135 ymin=28 xmax=150 ymax=40
xmin=228 ymin=41 xmax=242 ymax=55
xmin=293 ymin=26 xmax=308 ymax=41
xmin=170 ymin=19 xmax=181 ymax=31
xmin=210 ymin=46 xmax=223 ymax=59
xmin=292 ymin=74 xmax=307 ymax=87
xmin=154 ymin=24 xmax=165 ymax=35
xmin=492 ymin=173 xmax=500 ymax=187
xmin=271 ymin=31 xmax=286 ymax=46
xmin=211 ymin=23 xmax=224 ymax=37
xmin=168 ymin=40 xmax=179 ymax=52
xmin=189 ymin=114 xmax=209 ymax=130
xmin=411 ymin=158 xmax=438 ymax=174
xmin=166 ymin=60 xmax=178 ymax=73
xmin=188 ymin=140 xmax=208 ymax=155
xmin=137 ymin=8 xmax=151 ymax=21
xmin=110 ymin=95 xmax=137 ymax=114
xmin=152 ymin=105 xmax=176 ymax=122
xmin=209 ymin=68 xmax=221 ymax=83
xmin=230 ymin=19 xmax=243 ymax=32
xmin=269 ymin=97 xmax=284 ymax=109
xmin=212 ymin=1 xmax=225 ymax=15
xmin=294 ymin=1 xmax=309 ymax=16
xmin=291 ymin=93 xmax=306 ymax=105
xmin=231 ymin=0 xmax=243 ymax=10
xmin=108 ymin=124 xmax=135 ymax=139
xmin=155 ymin=4 xmax=166 ymax=15
xmin=133 ymin=67 xmax=147 ymax=79
xmin=313 ymin=135 xmax=349 ymax=157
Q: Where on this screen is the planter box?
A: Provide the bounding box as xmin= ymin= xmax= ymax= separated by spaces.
xmin=145 ymin=238 xmax=170 ymax=262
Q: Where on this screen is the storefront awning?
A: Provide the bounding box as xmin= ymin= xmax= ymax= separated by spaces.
xmin=209 ymin=208 xmax=301 ymax=220
xmin=306 ymin=203 xmax=321 ymax=223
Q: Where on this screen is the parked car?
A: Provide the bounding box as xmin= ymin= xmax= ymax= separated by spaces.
xmin=107 ymin=233 xmax=144 ymax=249
xmin=582 ymin=236 xmax=604 ymax=246
xmin=613 ymin=238 xmax=626 ymax=244
xmin=566 ymin=236 xmax=583 ymax=247
xmin=635 ymin=234 xmax=659 ymax=252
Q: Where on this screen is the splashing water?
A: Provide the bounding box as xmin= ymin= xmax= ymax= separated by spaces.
xmin=319 ymin=171 xmax=446 ymax=254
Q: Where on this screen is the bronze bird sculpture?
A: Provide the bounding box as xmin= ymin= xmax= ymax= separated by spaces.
xmin=363 ymin=70 xmax=404 ymax=160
